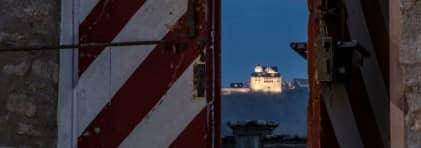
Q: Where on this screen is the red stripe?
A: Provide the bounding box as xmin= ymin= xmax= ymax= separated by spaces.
xmin=169 ymin=109 xmax=207 ymax=148
xmin=78 ymin=0 xmax=147 ymax=76
xmin=77 ymin=16 xmax=204 ymax=147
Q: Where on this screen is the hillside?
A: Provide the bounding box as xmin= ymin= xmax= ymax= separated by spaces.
xmin=221 ymin=88 xmax=309 ymax=136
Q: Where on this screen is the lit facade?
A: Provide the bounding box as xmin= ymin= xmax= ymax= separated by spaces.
xmin=249 ymin=65 xmax=282 ymax=93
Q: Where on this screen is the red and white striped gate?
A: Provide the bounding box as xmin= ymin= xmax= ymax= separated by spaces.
xmin=59 ymin=0 xmax=221 ymax=147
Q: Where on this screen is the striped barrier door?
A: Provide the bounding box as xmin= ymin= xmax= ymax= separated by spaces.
xmin=59 ymin=0 xmax=221 ymax=147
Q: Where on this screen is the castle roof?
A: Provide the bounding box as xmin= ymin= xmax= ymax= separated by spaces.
xmin=251 ymin=72 xmax=280 ymax=77
xmin=252 ymin=65 xmax=281 ymax=77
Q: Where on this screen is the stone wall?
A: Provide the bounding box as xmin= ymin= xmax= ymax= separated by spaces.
xmin=0 ymin=0 xmax=60 ymax=147
xmin=401 ymin=0 xmax=421 ymax=147
xmin=1 ymin=0 xmax=421 ymax=148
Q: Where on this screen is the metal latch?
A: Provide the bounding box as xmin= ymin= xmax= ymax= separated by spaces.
xmin=317 ymin=37 xmax=370 ymax=83
xmin=194 ymin=63 xmax=206 ymax=98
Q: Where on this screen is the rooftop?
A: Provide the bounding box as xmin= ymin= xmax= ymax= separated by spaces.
xmin=252 ymin=64 xmax=281 ymax=77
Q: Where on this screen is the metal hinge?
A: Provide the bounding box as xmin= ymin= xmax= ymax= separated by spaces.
xmin=317 ymin=37 xmax=370 ymax=83
xmin=194 ymin=63 xmax=206 ymax=98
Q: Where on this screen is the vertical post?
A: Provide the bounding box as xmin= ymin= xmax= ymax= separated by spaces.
xmin=389 ymin=0 xmax=404 ymax=147
xmin=59 ymin=0 xmax=78 ymax=147
xmin=214 ymin=0 xmax=222 ymax=147
xmin=306 ymin=0 xmax=323 ymax=147
xmin=207 ymin=0 xmax=221 ymax=147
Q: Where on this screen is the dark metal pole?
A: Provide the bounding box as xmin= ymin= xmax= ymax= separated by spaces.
xmin=0 ymin=40 xmax=172 ymax=52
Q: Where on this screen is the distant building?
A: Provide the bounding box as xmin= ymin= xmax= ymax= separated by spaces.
xmin=291 ymin=78 xmax=309 ymax=88
xmin=230 ymin=82 xmax=244 ymax=88
xmin=283 ymin=82 xmax=295 ymax=90
xmin=250 ymin=65 xmax=282 ymax=93
xmin=222 ymin=82 xmax=250 ymax=95
xmin=222 ymin=83 xmax=250 ymax=95
xmin=222 ymin=120 xmax=306 ymax=148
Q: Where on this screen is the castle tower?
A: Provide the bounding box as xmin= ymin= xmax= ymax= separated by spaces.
xmin=249 ymin=64 xmax=282 ymax=93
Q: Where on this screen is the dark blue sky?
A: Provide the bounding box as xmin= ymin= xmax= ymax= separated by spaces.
xmin=222 ymin=0 xmax=308 ymax=87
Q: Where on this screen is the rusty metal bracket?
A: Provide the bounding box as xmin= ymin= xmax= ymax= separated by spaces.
xmin=317 ymin=37 xmax=335 ymax=82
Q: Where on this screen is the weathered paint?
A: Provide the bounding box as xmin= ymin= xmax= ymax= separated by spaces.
xmin=59 ymin=0 xmax=78 ymax=147
xmin=75 ymin=0 xmax=189 ymax=136
xmin=59 ymin=0 xmax=219 ymax=147
xmin=78 ymin=3 xmax=210 ymax=148
xmin=306 ymin=0 xmax=322 ymax=147
xmin=119 ymin=59 xmax=206 ymax=148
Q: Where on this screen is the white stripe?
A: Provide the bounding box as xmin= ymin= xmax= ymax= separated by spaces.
xmin=76 ymin=0 xmax=188 ymax=135
xmin=78 ymin=0 xmax=99 ymax=22
xmin=344 ymin=0 xmax=389 ymax=145
xmin=58 ymin=0 xmax=79 ymax=147
xmin=119 ymin=59 xmax=206 ymax=148
xmin=390 ymin=1 xmax=404 ymax=147
xmin=322 ymin=84 xmax=364 ymax=148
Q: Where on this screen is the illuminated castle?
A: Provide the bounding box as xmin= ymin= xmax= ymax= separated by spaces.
xmin=249 ymin=65 xmax=282 ymax=93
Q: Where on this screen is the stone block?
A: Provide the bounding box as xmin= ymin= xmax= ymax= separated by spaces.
xmin=0 ymin=0 xmax=59 ymax=147
xmin=2 ymin=61 xmax=29 ymax=76
xmin=16 ymin=123 xmax=42 ymax=136
xmin=401 ymin=0 xmax=421 ymax=64
xmin=402 ymin=1 xmax=421 ymax=147
xmin=31 ymin=60 xmax=58 ymax=83
xmin=6 ymin=94 xmax=36 ymax=117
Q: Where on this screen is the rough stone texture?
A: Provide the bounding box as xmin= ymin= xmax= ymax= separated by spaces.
xmin=6 ymin=94 xmax=37 ymax=117
xmin=0 ymin=0 xmax=60 ymax=147
xmin=401 ymin=0 xmax=421 ymax=147
xmin=3 ymin=61 xmax=30 ymax=76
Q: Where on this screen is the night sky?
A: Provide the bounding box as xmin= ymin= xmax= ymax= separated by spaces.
xmin=222 ymin=0 xmax=309 ymax=87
